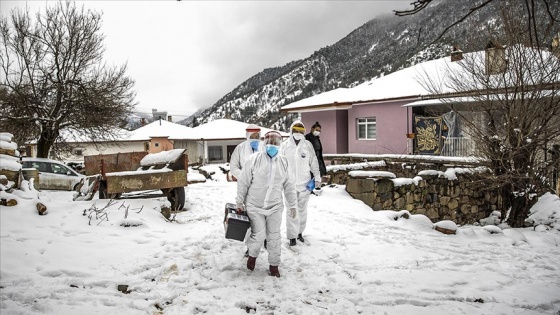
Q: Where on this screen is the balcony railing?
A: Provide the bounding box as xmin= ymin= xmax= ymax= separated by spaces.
xmin=441 ymin=137 xmax=474 ymax=157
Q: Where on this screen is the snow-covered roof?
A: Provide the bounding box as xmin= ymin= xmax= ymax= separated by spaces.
xmin=192 ymin=119 xmax=289 ymax=140
xmin=128 ymin=120 xmax=196 ymax=141
xmin=282 ymin=46 xmax=560 ymax=112
xmin=281 ymin=57 xmax=447 ymax=111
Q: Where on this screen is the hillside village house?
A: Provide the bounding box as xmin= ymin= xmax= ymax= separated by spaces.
xmin=280 ymin=43 xmax=560 ymax=157
xmin=191 ymin=119 xmax=288 ymax=164
xmin=29 ymin=118 xmax=286 ymax=165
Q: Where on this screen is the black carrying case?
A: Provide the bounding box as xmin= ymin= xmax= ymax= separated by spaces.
xmin=223 ymin=203 xmax=251 ymax=241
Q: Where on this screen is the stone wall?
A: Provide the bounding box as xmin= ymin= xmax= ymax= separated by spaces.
xmin=346 ymin=171 xmax=502 ymax=225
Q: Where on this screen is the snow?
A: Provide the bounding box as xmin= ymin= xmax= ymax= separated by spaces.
xmin=327 ymin=160 xmax=386 ymax=172
xmin=434 ymin=220 xmax=458 ymax=231
xmin=1 ymin=164 xmax=560 ymax=314
xmin=0 ymin=132 xmax=14 ymax=142
xmin=348 ymin=170 xmax=395 ymax=178
xmin=281 ymin=46 xmax=560 ymax=111
xmin=139 ymin=149 xmax=186 ymax=167
xmin=0 ymin=139 xmax=18 ymax=151
xmin=128 ymin=120 xmax=196 ymax=141
xmin=0 ymin=154 xmax=21 ymax=172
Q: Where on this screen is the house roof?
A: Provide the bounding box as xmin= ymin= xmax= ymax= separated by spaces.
xmin=128 ymin=119 xmax=196 ymax=141
xmin=281 ymin=46 xmax=560 ymax=113
xmin=281 ymin=57 xmax=449 ymax=112
xmin=191 ymin=119 xmax=289 ymax=140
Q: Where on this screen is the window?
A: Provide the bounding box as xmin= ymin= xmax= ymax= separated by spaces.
xmin=357 ymin=117 xmax=377 ymax=140
xmin=208 ymin=146 xmax=223 ymax=161
xmin=74 ymin=149 xmax=83 ymax=156
xmin=51 ymin=163 xmax=72 ymax=175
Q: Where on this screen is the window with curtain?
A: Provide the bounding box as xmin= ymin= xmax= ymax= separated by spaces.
xmin=208 ymin=146 xmax=223 ymax=161
xmin=357 ymin=117 xmax=377 ymax=140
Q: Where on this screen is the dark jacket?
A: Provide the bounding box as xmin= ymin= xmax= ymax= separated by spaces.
xmin=305 ymin=132 xmax=326 ymax=176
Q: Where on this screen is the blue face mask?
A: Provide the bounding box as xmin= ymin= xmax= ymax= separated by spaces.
xmin=250 ymin=140 xmax=260 ymax=151
xmin=266 ymin=145 xmax=279 ymax=158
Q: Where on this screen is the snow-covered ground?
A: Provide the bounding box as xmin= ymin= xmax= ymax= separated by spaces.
xmin=1 ymin=164 xmax=560 ymax=314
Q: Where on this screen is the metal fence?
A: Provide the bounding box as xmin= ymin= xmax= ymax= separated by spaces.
xmin=441 ymin=137 xmax=474 ymax=157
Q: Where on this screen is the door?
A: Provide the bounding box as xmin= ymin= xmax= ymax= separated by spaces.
xmin=226 ymin=145 xmax=237 ymax=163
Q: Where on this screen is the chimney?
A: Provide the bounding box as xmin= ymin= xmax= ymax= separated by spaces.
xmin=168 ymin=115 xmax=172 ymax=122
xmin=141 ymin=117 xmax=146 ymax=126
xmin=485 ymin=41 xmax=507 ymax=75
xmin=451 ymin=46 xmax=463 ymax=62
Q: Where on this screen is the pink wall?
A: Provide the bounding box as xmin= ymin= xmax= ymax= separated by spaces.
xmin=347 ymin=101 xmax=412 ymax=154
xmin=302 ymin=110 xmax=347 ymax=154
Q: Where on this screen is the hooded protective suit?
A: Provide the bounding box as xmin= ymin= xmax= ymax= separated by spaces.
xmin=230 ymin=125 xmax=265 ymax=180
xmin=236 ymin=149 xmax=297 ymax=266
xmin=280 ymin=120 xmax=321 ymax=240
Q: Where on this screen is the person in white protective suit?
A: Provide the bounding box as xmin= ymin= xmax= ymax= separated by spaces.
xmin=229 ymin=124 xmax=265 ymax=181
xmin=236 ymin=131 xmax=297 ymax=277
xmin=281 ymin=120 xmax=321 ymax=247
xmin=229 ymin=124 xmax=265 ymax=257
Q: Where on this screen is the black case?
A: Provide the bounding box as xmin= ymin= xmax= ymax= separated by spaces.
xmin=224 ymin=203 xmax=251 ymax=241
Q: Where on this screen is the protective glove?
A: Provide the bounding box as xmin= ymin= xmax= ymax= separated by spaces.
xmin=289 ymin=208 xmax=297 ymax=219
xmin=315 ymin=180 xmax=321 ymax=189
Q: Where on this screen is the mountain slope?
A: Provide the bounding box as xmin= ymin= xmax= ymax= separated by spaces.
xmin=181 ymin=0 xmax=557 ymax=130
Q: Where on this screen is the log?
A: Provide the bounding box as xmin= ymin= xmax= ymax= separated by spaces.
xmin=0 ymin=148 xmax=17 ymax=156
xmin=1 ymin=198 xmax=18 ymax=206
xmin=435 ymin=225 xmax=456 ymax=235
xmin=36 ymin=202 xmax=47 ymax=215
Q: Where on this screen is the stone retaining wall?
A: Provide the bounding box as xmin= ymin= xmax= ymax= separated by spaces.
xmin=346 ymin=171 xmax=502 ymax=225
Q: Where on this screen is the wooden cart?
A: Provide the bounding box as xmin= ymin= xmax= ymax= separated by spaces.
xmin=82 ymin=150 xmax=188 ymax=210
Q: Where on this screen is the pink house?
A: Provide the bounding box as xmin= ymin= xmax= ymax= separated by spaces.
xmin=282 ymin=45 xmax=560 ymax=157
xmin=280 ymin=56 xmax=443 ymax=155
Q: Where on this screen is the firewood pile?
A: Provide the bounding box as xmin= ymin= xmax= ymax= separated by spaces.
xmin=0 ymin=132 xmax=47 ymax=214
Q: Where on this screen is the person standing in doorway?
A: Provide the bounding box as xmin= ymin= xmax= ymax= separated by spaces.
xmin=305 ymin=121 xmax=327 ymax=178
xmin=281 ymin=120 xmax=321 ymax=246
xmin=236 ymin=131 xmax=297 ymax=277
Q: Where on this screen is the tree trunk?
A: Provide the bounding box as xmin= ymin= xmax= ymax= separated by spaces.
xmin=36 ymin=128 xmax=59 ymax=158
xmin=506 ymin=194 xmax=536 ymax=228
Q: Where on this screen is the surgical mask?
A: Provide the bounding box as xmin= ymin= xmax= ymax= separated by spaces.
xmin=266 ymin=145 xmax=279 ymax=158
xmin=313 ymin=131 xmax=320 ymax=136
xmin=293 ymin=133 xmax=304 ymax=141
xmin=249 ymin=139 xmax=260 ymax=151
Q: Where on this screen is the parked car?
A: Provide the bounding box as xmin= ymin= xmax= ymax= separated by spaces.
xmin=22 ymin=157 xmax=85 ymax=191
xmin=66 ymin=161 xmax=85 ymax=174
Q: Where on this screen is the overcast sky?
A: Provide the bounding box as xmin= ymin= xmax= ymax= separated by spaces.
xmin=1 ymin=1 xmax=409 ymax=120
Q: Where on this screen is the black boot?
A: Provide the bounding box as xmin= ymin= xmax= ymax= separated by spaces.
xmin=269 ymin=265 xmax=280 ymax=277
xmin=297 ymin=234 xmax=305 ymax=243
xmin=247 ymin=256 xmax=256 ymax=271
xmin=289 ymin=238 xmax=296 ymax=246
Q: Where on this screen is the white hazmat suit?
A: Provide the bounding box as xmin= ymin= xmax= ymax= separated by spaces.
xmin=236 ymin=149 xmax=297 ymax=266
xmin=230 ymin=125 xmax=265 ymax=180
xmin=281 ymin=120 xmax=321 ymax=241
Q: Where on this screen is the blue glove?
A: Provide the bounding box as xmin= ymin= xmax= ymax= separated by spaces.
xmin=306 ymin=178 xmax=315 ymax=191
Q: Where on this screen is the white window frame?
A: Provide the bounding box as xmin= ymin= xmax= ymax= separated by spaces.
xmin=208 ymin=146 xmax=223 ymax=161
xmin=357 ymin=117 xmax=377 ymax=140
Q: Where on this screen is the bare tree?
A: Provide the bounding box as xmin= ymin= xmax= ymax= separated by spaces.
xmin=419 ymin=10 xmax=560 ymax=227
xmin=395 ymin=0 xmax=559 ymax=46
xmin=0 ymin=1 xmax=136 ymax=158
